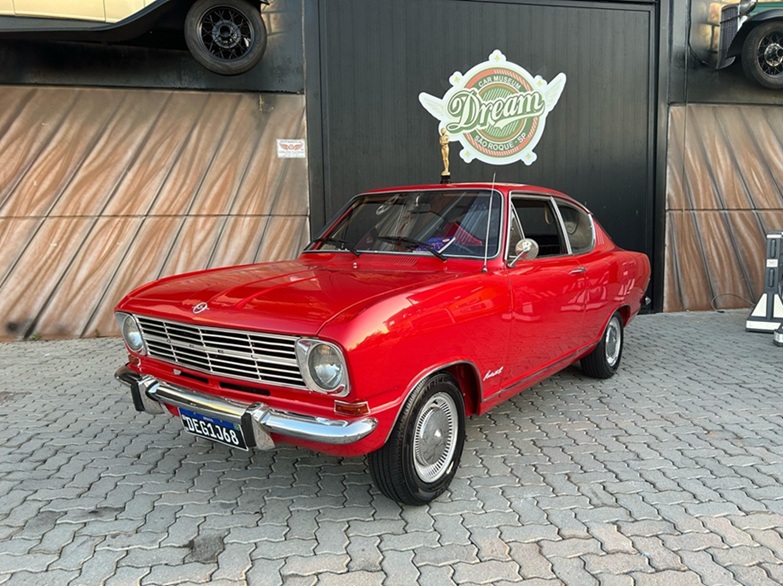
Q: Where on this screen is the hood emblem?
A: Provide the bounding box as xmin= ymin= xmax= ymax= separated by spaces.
xmin=192 ymin=302 xmax=209 ymax=314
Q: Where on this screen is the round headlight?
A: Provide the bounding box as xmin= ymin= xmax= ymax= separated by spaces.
xmin=308 ymin=344 xmax=343 ymax=390
xmin=121 ymin=314 xmax=145 ymax=353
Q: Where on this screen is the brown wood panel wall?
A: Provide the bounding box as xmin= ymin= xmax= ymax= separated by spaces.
xmin=665 ymin=104 xmax=783 ymax=311
xmin=0 ymin=86 xmax=309 ymax=340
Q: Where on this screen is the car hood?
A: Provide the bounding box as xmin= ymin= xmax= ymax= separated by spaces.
xmin=116 ymin=257 xmax=461 ymax=336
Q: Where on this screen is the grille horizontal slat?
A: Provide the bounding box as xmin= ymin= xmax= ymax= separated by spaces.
xmin=137 ymin=316 xmax=305 ymax=388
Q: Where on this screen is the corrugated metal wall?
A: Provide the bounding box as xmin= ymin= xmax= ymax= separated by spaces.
xmin=0 ymin=86 xmax=309 ymax=340
xmin=665 ymin=104 xmax=783 ymax=311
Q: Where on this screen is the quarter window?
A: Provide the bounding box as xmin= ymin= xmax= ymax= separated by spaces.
xmin=556 ymin=201 xmax=594 ymax=255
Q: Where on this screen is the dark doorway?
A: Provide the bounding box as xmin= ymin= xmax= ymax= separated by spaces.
xmin=308 ymin=0 xmax=658 ymax=289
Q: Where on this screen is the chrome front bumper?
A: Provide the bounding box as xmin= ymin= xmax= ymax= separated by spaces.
xmin=115 ymin=366 xmax=377 ymax=450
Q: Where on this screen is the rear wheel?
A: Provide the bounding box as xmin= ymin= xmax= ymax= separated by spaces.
xmin=368 ymin=373 xmax=465 ymax=505
xmin=184 ymin=0 xmax=267 ymax=75
xmin=581 ymin=311 xmax=623 ymax=379
xmin=742 ymin=21 xmax=783 ymax=89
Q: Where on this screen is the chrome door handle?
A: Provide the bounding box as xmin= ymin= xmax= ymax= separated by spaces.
xmin=569 ymin=267 xmax=587 ymax=274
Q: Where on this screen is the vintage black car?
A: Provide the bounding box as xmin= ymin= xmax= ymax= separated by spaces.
xmin=0 ymin=0 xmax=268 ymax=75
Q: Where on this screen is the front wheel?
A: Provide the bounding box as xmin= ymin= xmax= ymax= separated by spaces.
xmin=368 ymin=373 xmax=465 ymax=505
xmin=742 ymin=21 xmax=783 ymax=89
xmin=581 ymin=311 xmax=623 ymax=379
xmin=184 ymin=0 xmax=267 ymax=76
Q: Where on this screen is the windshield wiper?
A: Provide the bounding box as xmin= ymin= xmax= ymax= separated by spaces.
xmin=308 ymin=237 xmax=361 ymax=257
xmin=377 ymin=235 xmax=447 ymax=261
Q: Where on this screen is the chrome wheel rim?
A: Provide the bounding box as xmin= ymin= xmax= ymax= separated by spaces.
xmin=412 ymin=392 xmax=458 ymax=483
xmin=605 ymin=316 xmax=622 ymax=368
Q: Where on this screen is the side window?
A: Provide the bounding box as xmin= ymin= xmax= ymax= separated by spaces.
xmin=556 ymin=201 xmax=594 ymax=255
xmin=512 ymin=198 xmax=567 ymax=257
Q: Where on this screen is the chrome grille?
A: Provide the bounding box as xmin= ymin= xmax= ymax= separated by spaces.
xmin=137 ymin=316 xmax=305 ymax=388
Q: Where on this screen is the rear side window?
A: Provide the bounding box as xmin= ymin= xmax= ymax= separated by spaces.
xmin=556 ymin=201 xmax=594 ymax=255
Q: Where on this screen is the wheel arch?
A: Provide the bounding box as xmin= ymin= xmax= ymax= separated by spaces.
xmin=378 ymin=360 xmax=480 ymax=446
xmin=730 ymin=12 xmax=783 ymax=56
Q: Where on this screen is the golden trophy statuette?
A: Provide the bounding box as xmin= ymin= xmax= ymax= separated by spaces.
xmin=439 ymin=128 xmax=451 ymax=184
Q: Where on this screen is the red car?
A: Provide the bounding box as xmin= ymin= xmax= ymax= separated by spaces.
xmin=115 ymin=182 xmax=650 ymax=504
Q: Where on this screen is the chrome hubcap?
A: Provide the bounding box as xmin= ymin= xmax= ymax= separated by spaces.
xmin=200 ymin=7 xmax=253 ymax=59
xmin=604 ymin=317 xmax=622 ymax=367
xmin=764 ymin=42 xmax=783 ymax=68
xmin=412 ymin=392 xmax=458 ymax=483
xmin=759 ymin=33 xmax=783 ymax=74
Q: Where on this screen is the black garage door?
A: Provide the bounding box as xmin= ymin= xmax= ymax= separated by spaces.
xmin=308 ymin=0 xmax=658 ymax=270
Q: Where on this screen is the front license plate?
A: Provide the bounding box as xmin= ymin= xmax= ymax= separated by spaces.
xmin=179 ymin=408 xmax=247 ymax=450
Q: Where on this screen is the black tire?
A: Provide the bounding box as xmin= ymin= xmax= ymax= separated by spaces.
xmin=581 ymin=311 xmax=623 ymax=379
xmin=184 ymin=0 xmax=267 ymax=76
xmin=368 ymin=373 xmax=465 ymax=505
xmin=741 ymin=21 xmax=783 ymax=89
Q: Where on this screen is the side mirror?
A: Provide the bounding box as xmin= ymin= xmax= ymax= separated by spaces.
xmin=509 ymin=238 xmax=539 ymax=267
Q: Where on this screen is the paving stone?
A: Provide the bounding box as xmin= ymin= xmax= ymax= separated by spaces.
xmin=141 ymin=562 xmax=214 ymax=585
xmin=540 ymin=537 xmax=602 ymax=559
xmin=70 ymin=549 xmax=127 ymax=585
xmin=281 ymin=553 xmax=349 ymax=578
xmin=2 ymin=570 xmax=79 ymax=586
xmin=508 ymin=543 xmax=556 ymax=579
xmin=429 ymin=514 xmax=472 ymax=547
xmin=346 ymin=535 xmax=382 ymax=572
xmin=629 ymin=535 xmax=684 ymax=571
xmin=317 ymin=570 xmax=384 ymax=586
xmin=708 ymin=544 xmax=779 ymax=567
xmin=380 ymin=550 xmax=419 ymax=586
xmin=0 ymin=553 xmax=57 ymax=573
xmin=243 ymin=558 xmax=285 ymax=586
xmin=631 ymin=570 xmax=705 ymax=586
xmin=500 ymin=523 xmax=560 ymax=544
xmin=583 ymin=552 xmax=653 ymax=574
xmin=470 ymin=526 xmax=512 ymax=562
xmin=452 ymin=559 xmax=522 ymax=584
xmin=679 ymin=550 xmax=742 ymax=586
xmin=548 ymin=556 xmax=599 ymax=585
xmin=731 ymin=565 xmax=782 ymax=586
xmin=314 ymin=520 xmax=349 ymax=555
xmin=544 ymin=509 xmax=589 ymax=539
xmin=417 ymin=565 xmax=455 ymax=586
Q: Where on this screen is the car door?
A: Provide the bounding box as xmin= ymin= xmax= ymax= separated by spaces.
xmin=502 ymin=195 xmax=587 ymax=386
xmin=14 ymin=0 xmax=106 ymax=21
xmin=105 ymin=0 xmax=149 ymax=23
xmin=553 ymin=199 xmax=608 ymax=342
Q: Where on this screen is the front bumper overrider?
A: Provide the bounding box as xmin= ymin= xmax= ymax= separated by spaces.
xmin=115 ymin=365 xmax=377 ymax=450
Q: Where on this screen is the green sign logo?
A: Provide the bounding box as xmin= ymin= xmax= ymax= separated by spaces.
xmin=419 ymin=50 xmax=565 ymax=166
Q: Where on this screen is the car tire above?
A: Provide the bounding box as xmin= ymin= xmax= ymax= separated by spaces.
xmin=581 ymin=311 xmax=624 ymax=379
xmin=368 ymin=373 xmax=466 ymax=505
xmin=184 ymin=0 xmax=267 ymax=76
xmin=742 ymin=21 xmax=783 ymax=89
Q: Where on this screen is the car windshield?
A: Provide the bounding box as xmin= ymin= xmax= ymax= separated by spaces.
xmin=311 ymin=190 xmax=502 ymax=259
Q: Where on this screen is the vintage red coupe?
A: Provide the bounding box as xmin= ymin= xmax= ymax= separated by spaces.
xmin=115 ymin=182 xmax=650 ymax=504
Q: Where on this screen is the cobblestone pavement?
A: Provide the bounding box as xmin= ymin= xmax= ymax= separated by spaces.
xmin=0 ymin=310 xmax=782 ymax=585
